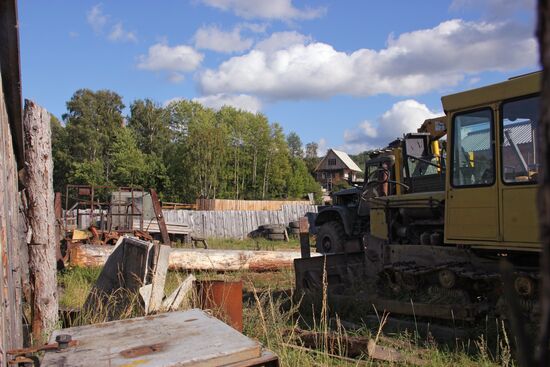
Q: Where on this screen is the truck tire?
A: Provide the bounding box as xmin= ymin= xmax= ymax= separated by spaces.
xmin=289 ymin=228 xmax=300 ymax=235
xmin=259 ymin=224 xmax=285 ymax=231
xmin=316 ymin=221 xmax=345 ymax=253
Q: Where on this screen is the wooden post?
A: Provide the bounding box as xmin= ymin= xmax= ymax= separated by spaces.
xmin=299 ymin=216 xmax=310 ymax=258
xmin=54 ymin=192 xmax=63 ymax=267
xmin=23 ymin=100 xmax=58 ymax=342
xmin=151 ymin=189 xmax=171 ymax=246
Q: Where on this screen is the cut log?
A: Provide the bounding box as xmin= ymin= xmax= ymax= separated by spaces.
xmin=69 ymin=244 xmax=318 ymax=272
xmin=23 ymin=100 xmax=58 ymax=342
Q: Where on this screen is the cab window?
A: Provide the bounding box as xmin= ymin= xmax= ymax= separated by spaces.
xmin=452 ymin=108 xmax=494 ymax=187
xmin=501 ymin=95 xmax=539 ymax=184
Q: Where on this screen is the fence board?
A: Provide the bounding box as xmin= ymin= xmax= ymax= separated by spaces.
xmin=163 ymin=204 xmax=317 ymax=239
xmin=196 ymin=198 xmax=312 ymax=211
xmin=0 ymin=69 xmax=25 ymax=363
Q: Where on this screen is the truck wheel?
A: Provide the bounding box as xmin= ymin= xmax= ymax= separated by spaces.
xmin=316 ymin=221 xmax=345 ymax=253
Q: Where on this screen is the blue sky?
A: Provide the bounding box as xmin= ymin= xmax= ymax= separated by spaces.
xmin=19 ymin=0 xmax=539 ymax=154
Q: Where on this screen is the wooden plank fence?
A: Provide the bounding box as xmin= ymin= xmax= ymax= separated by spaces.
xmin=163 ymin=204 xmax=317 ymax=239
xmin=196 ymin=198 xmax=312 ymax=211
xmin=0 ymin=42 xmax=26 ymax=364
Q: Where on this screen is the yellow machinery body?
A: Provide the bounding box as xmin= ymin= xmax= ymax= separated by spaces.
xmin=442 ymin=72 xmax=540 ymax=252
xmin=369 ymin=72 xmax=541 ymax=253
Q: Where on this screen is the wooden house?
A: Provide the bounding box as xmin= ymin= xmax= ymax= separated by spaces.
xmin=314 ymin=149 xmax=362 ymax=190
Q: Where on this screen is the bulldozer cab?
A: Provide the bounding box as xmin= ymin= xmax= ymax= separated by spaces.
xmin=402 ymin=132 xmax=446 ymax=193
xmin=443 ymin=72 xmax=541 ymax=250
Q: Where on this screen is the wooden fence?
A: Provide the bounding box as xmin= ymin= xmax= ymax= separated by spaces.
xmin=196 ymin=198 xmax=312 ymax=211
xmin=163 ymin=204 xmax=317 ymax=239
xmin=0 ymin=13 xmax=26 ymax=362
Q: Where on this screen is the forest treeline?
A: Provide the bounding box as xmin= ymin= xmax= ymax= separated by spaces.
xmin=51 ymin=89 xmax=324 ymax=203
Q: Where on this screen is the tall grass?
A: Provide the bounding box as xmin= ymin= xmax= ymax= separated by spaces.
xmin=59 ymin=263 xmax=513 ymax=366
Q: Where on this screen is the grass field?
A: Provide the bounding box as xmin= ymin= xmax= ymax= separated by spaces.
xmin=57 ymin=238 xmax=514 ymax=366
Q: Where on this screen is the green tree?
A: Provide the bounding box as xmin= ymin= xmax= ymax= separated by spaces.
xmin=262 ymin=123 xmax=291 ymax=198
xmin=304 ymin=141 xmax=320 ymax=176
xmin=63 ymin=89 xmax=125 ymax=183
xmin=286 ymin=132 xmax=303 ymax=158
xmin=50 ymin=114 xmax=70 ymax=193
xmin=128 ymin=99 xmax=170 ymax=155
xmin=186 ymin=107 xmax=229 ymax=199
xmin=70 ymin=159 xmax=107 ymax=186
xmin=286 ymin=157 xmax=322 ymax=200
xmin=109 ymin=128 xmax=148 ymax=186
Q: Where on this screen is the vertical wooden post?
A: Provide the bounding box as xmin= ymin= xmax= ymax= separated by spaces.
xmin=54 ymin=192 xmax=64 ymax=267
xmin=299 ymin=216 xmax=310 ymax=258
xmin=23 ymin=99 xmax=58 ymax=342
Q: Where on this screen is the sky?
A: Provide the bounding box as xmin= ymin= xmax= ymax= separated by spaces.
xmin=18 ymin=0 xmax=539 ymax=155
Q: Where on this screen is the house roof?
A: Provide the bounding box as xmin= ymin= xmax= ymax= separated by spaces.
xmin=315 ymin=149 xmax=362 ymax=172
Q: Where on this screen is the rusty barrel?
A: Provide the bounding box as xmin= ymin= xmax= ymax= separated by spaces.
xmin=198 ymin=280 xmax=243 ymax=332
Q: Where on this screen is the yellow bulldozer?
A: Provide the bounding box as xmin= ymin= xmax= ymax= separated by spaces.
xmin=296 ymin=71 xmax=541 ymax=322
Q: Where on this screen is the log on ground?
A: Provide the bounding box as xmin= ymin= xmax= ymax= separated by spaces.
xmin=69 ymin=244 xmax=318 ymax=271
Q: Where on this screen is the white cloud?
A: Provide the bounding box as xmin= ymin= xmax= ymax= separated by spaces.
xmin=240 ymin=22 xmax=269 ymax=33
xmin=255 ymin=31 xmax=312 ymax=53
xmin=199 ymin=19 xmax=537 ymax=101
xmin=168 ymin=72 xmax=186 ymax=83
xmin=200 ymin=0 xmax=325 ymax=20
xmin=342 ymin=100 xmax=441 ymax=153
xmin=69 ymin=31 xmax=79 ymax=38
xmin=194 ymin=25 xmax=253 ymax=53
xmin=108 ymin=22 xmax=138 ymax=43
xmin=317 ymin=138 xmax=328 ymax=156
xmin=87 ymin=4 xmax=108 ymax=33
xmin=137 ymin=43 xmax=204 ymax=74
xmin=193 ymin=93 xmax=262 ymax=113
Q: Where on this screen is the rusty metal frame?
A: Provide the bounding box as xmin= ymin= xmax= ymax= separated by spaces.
xmin=63 ymin=185 xmax=145 ymax=232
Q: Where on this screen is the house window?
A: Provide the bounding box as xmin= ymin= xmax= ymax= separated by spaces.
xmin=328 ymin=158 xmax=337 ymax=166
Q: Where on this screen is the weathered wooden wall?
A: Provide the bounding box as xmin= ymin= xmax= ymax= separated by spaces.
xmin=163 ymin=204 xmax=317 ymax=239
xmin=196 ymin=198 xmax=312 ymax=211
xmin=0 ymin=71 xmax=25 ymax=364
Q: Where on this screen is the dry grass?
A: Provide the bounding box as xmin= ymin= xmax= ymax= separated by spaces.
xmin=58 ymin=237 xmax=515 ymax=367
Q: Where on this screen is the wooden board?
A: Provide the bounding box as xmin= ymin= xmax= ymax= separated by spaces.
xmin=41 ymin=309 xmax=262 ymax=367
xmin=196 ymin=198 xmax=311 ymax=211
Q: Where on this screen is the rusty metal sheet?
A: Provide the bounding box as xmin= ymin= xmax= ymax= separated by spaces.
xmin=198 ymin=280 xmax=243 ymax=332
xmin=41 ymin=309 xmax=263 ymax=367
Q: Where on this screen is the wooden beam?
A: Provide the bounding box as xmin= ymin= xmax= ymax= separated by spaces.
xmin=150 ymin=189 xmax=171 ymax=246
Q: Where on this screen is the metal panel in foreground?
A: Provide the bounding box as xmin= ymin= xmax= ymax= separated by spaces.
xmin=41 ymin=309 xmax=278 ymax=367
